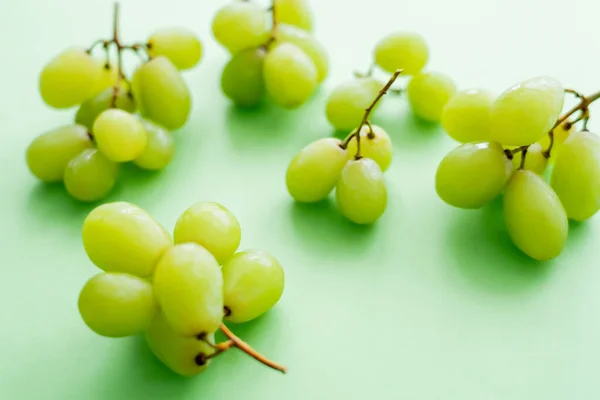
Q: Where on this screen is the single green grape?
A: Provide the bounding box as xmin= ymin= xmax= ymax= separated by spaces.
xmin=335 ymin=158 xmax=387 ymax=224
xmin=153 ymin=243 xmax=224 ymax=337
xmin=173 ymin=202 xmax=241 ymax=265
xmin=211 ymin=1 xmax=269 ymax=54
xmin=222 ymin=250 xmax=285 ymax=324
xmin=221 ymin=47 xmax=266 ymax=107
xmin=286 ymin=138 xmax=349 ymax=203
xmin=132 ymin=118 xmax=174 ymax=171
xmin=93 ymin=109 xmax=147 ymax=163
xmin=504 ymin=169 xmax=568 ymax=261
xmin=147 ymin=27 xmax=203 ymax=70
xmin=538 ymin=121 xmax=574 ymax=163
xmin=78 ymin=272 xmax=158 ymax=338
xmin=325 ymin=78 xmax=381 ymax=132
xmin=441 ymin=88 xmax=494 ymax=143
xmin=345 ymin=124 xmax=393 ymax=172
xmin=407 ymin=72 xmax=456 ymax=122
xmin=273 ymin=0 xmax=313 ymax=31
xmin=63 ymin=148 xmax=119 ymax=202
xmin=273 ymin=23 xmax=327 ymax=82
xmin=75 ymin=86 xmax=136 ymax=131
xmin=82 ymin=202 xmax=173 ymax=277
xmin=510 ymin=143 xmax=548 ymax=175
xmin=91 ymin=59 xmax=119 ymax=97
xmin=26 ymin=124 xmax=93 ymax=182
xmin=373 ymin=32 xmax=428 ymax=75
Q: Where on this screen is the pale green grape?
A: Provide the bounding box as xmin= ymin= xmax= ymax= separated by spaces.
xmin=490 ymin=76 xmax=564 ymax=146
xmin=435 ymin=142 xmax=512 ymax=209
xmin=325 ymin=78 xmax=381 ymax=131
xmin=263 ymin=42 xmax=318 ymax=108
xmin=222 ymin=250 xmax=284 ymax=324
xmin=173 ymin=202 xmax=241 ymax=264
xmin=75 ymin=86 xmax=136 ymax=130
xmin=221 ymin=47 xmax=266 ymax=107
xmin=510 ymin=143 xmax=548 ymax=175
xmin=153 ymin=243 xmax=223 ymax=336
xmin=63 ymin=148 xmax=119 ymax=202
xmin=82 ymin=202 xmax=173 ymax=277
xmin=93 ymin=109 xmax=147 ymax=163
xmin=374 ymin=32 xmax=428 ymax=75
xmin=147 ymin=27 xmax=203 ymax=70
xmin=78 ymin=272 xmax=158 ymax=338
xmin=212 ymin=2 xmax=269 ymax=53
xmin=538 ymin=121 xmax=574 ymax=162
xmin=550 ymin=131 xmax=600 ymax=221
xmin=335 ymin=158 xmax=387 ymax=224
xmin=274 ymin=0 xmax=313 ymax=31
xmin=26 ymin=124 xmax=92 ymax=182
xmin=407 ymin=72 xmax=456 ymax=122
xmin=132 ymin=119 xmax=174 ymax=171
xmin=504 ymin=169 xmax=568 ymax=261
xmin=286 ymin=138 xmax=349 ymax=202
xmin=145 ymin=312 xmax=216 ymax=376
xmin=273 ymin=23 xmax=327 ymax=82
xmin=441 ymin=88 xmax=494 ymax=143
xmin=91 ymin=60 xmax=119 ymax=96
xmin=39 ymin=47 xmax=101 ymax=108
xmin=345 ymin=124 xmax=393 ymax=171
xmin=131 ymin=56 xmax=191 ymax=130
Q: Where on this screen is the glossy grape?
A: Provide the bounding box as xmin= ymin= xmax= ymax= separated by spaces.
xmin=91 ymin=60 xmax=119 ymax=96
xmin=407 ymin=72 xmax=456 ymax=122
xmin=221 ymin=47 xmax=266 ymax=107
xmin=132 ymin=119 xmax=175 ymax=171
xmin=63 ymin=148 xmax=119 ymax=202
xmin=441 ymin=88 xmax=494 ymax=143
xmin=274 ymin=23 xmax=327 ymax=82
xmin=93 ymin=109 xmax=148 ymax=163
xmin=325 ymin=78 xmax=381 ymax=132
xmin=75 ymin=86 xmax=136 ymax=130
xmin=345 ymin=125 xmax=393 ymax=172
xmin=374 ymin=32 xmax=428 ymax=75
xmin=274 ymin=0 xmax=313 ymax=31
xmin=212 ymin=2 xmax=269 ymax=54
xmin=148 ymin=27 xmax=202 ymax=70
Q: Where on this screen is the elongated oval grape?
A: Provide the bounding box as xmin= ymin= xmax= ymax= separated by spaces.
xmin=374 ymin=32 xmax=428 ymax=75
xmin=325 ymin=78 xmax=381 ymax=132
xmin=173 ymin=202 xmax=241 ymax=264
xmin=132 ymin=119 xmax=174 ymax=171
xmin=550 ymin=131 xmax=600 ymax=221
xmin=274 ymin=23 xmax=327 ymax=82
xmin=436 ymin=142 xmax=512 ymax=209
xmin=26 ymin=124 xmax=92 ymax=182
xmin=223 ymin=250 xmax=284 ymax=324
xmin=286 ymin=138 xmax=349 ymax=202
xmin=131 ymin=56 xmax=191 ymax=130
xmin=153 ymin=243 xmax=223 ymax=336
xmin=212 ymin=2 xmax=269 ymax=53
xmin=441 ymin=88 xmax=494 ymax=143
xmin=75 ymin=86 xmax=136 ymax=130
xmin=274 ymin=0 xmax=313 ymax=31
xmin=63 ymin=148 xmax=119 ymax=202
xmin=221 ymin=47 xmax=266 ymax=107
xmin=82 ymin=202 xmax=172 ymax=277
xmin=39 ymin=47 xmax=101 ymax=108
xmin=345 ymin=125 xmax=393 ymax=171
xmin=335 ymin=158 xmax=387 ymax=224
xmin=93 ymin=109 xmax=147 ymax=163
xmin=538 ymin=121 xmax=574 ymax=162
xmin=504 ymin=170 xmax=568 ymax=260
xmin=78 ymin=272 xmax=158 ymax=338
xmin=91 ymin=60 xmax=119 ymax=96
xmin=147 ymin=27 xmax=202 ymax=70
xmin=407 ymin=72 xmax=456 ymax=122
xmin=263 ymin=42 xmax=317 ymax=108
xmin=510 ymin=143 xmax=548 ymax=175
xmin=490 ymin=76 xmax=564 ymax=146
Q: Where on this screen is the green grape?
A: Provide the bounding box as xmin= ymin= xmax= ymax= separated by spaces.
xmin=550 ymin=131 xmax=600 ymax=221
xmin=273 ymin=23 xmax=327 ymax=82
xmin=91 ymin=60 xmax=119 ymax=96
xmin=26 ymin=124 xmax=92 ymax=182
xmin=39 ymin=47 xmax=101 ymax=108
xmin=131 ymin=56 xmax=191 ymax=130
xmin=93 ymin=109 xmax=147 ymax=163
xmin=263 ymin=42 xmax=317 ymax=108
xmin=510 ymin=143 xmax=548 ymax=175
xmin=435 ymin=142 xmax=512 ymax=209
xmin=147 ymin=27 xmax=203 ymax=70
xmin=490 ymin=76 xmax=564 ymax=146
xmin=153 ymin=243 xmax=223 ymax=336
xmin=145 ymin=312 xmax=216 ymax=376
xmin=212 ymin=1 xmax=269 ymax=54
xmin=221 ymin=47 xmax=266 ymax=107
xmin=538 ymin=121 xmax=574 ymax=162
xmin=75 ymin=86 xmax=136 ymax=131
xmin=63 ymin=148 xmax=119 ymax=202
xmin=274 ymin=0 xmax=313 ymax=31
xmin=82 ymin=202 xmax=173 ymax=277
xmin=407 ymin=72 xmax=457 ymax=122
xmin=222 ymin=250 xmax=284 ymax=324
xmin=373 ymin=32 xmax=428 ymax=75
xmin=441 ymin=88 xmax=494 ymax=143
xmin=173 ymin=202 xmax=241 ymax=264
xmin=286 ymin=138 xmax=349 ymax=202
xmin=335 ymin=158 xmax=387 ymax=224
xmin=78 ymin=272 xmax=158 ymax=338
xmin=504 ymin=169 xmax=568 ymax=261
xmin=325 ymin=78 xmax=381 ymax=132
xmin=345 ymin=124 xmax=393 ymax=172
xmin=132 ymin=119 xmax=174 ymax=171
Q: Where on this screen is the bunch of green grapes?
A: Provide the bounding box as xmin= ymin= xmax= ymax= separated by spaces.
xmin=213 ymin=0 xmax=328 ymax=109
xmin=436 ymin=76 xmax=600 ymax=261
xmin=26 ymin=4 xmax=200 ymax=202
xmin=78 ymin=201 xmax=286 ymax=375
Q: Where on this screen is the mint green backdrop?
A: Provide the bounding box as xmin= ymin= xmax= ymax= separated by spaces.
xmin=1 ymin=0 xmax=599 ymax=398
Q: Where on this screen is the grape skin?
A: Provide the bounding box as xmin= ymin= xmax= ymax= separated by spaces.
xmin=345 ymin=125 xmax=393 ymax=172
xmin=325 ymin=78 xmax=381 ymax=132
xmin=273 ymin=23 xmax=327 ymax=82
xmin=147 ymin=27 xmax=203 ymax=70
xmin=75 ymin=86 xmax=136 ymax=131
xmin=91 ymin=60 xmax=119 ymax=96
xmin=510 ymin=143 xmax=548 ymax=175
xmin=374 ymin=32 xmax=428 ymax=75
xmin=63 ymin=148 xmax=119 ymax=202
xmin=407 ymin=72 xmax=456 ymax=122
xmin=132 ymin=119 xmax=175 ymax=171
xmin=93 ymin=109 xmax=148 ymax=163
xmin=274 ymin=0 xmax=313 ymax=31
xmin=212 ymin=2 xmax=269 ymax=54
xmin=538 ymin=122 xmax=574 ymax=163
xmin=221 ymin=47 xmax=266 ymax=107
xmin=441 ymin=88 xmax=494 ymax=143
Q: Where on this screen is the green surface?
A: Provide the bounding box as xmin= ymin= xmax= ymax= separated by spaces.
xmin=2 ymin=0 xmax=600 ymax=398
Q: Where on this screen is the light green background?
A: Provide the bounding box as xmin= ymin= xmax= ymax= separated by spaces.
xmin=1 ymin=0 xmax=599 ymax=398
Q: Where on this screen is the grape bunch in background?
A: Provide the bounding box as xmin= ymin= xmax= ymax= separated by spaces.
xmin=437 ymin=76 xmax=600 ymax=261
xmin=213 ymin=0 xmax=329 ymax=109
xmin=78 ymin=201 xmax=286 ymax=375
xmin=26 ymin=3 xmax=200 ymax=202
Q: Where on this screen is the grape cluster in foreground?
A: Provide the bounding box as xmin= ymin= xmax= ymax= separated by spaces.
xmin=78 ymin=201 xmax=286 ymax=375
xmin=26 ymin=4 xmax=199 ymax=202
xmin=437 ymin=76 xmax=600 ymax=261
xmin=214 ymin=0 xmax=328 ymax=109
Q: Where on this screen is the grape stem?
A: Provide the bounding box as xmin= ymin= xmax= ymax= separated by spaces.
xmin=261 ymin=0 xmax=278 ymax=49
